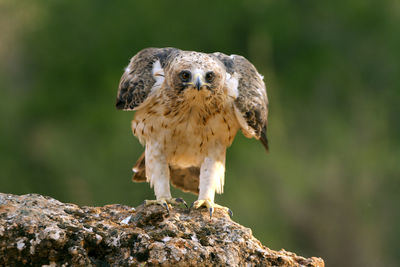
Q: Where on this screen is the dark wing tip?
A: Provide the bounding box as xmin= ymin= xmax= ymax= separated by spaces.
xmin=260 ymin=127 xmax=269 ymax=153
xmin=116 ymin=98 xmax=125 ymax=110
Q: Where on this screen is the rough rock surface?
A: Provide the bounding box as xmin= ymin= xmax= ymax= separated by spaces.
xmin=0 ymin=193 xmax=324 ymax=266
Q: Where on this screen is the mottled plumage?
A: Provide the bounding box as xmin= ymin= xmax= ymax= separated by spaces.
xmin=116 ymin=47 xmax=268 ymax=214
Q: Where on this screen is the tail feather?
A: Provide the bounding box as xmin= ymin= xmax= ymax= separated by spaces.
xmin=170 ymin=166 xmax=199 ymax=195
xmin=131 ymin=151 xmax=200 ymax=195
xmin=132 ymin=152 xmax=146 ymax=182
xmin=260 ymin=126 xmax=269 ymax=152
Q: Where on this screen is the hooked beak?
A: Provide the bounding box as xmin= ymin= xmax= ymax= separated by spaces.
xmin=194 ymin=74 xmax=202 ymax=91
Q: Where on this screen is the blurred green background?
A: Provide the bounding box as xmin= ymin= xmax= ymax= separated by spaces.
xmin=1 ymin=1 xmax=399 ymax=266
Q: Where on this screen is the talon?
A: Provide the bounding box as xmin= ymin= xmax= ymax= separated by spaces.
xmin=163 ymin=202 xmax=170 ymax=214
xmin=228 ymin=209 xmax=233 ymax=217
xmin=142 ymin=197 xmax=186 ymax=214
xmin=191 ymin=199 xmax=232 ymax=218
xmin=175 ymin=198 xmax=188 ymax=209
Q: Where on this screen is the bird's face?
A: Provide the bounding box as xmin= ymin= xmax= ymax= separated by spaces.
xmin=177 ymin=69 xmax=216 ymax=91
xmin=167 ymin=53 xmax=225 ymax=96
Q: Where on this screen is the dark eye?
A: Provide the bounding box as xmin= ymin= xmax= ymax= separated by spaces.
xmin=205 ymin=71 xmax=215 ymax=83
xmin=179 ymin=70 xmax=191 ymax=82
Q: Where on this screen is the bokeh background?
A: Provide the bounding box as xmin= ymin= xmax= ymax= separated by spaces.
xmin=1 ymin=1 xmax=399 ymax=266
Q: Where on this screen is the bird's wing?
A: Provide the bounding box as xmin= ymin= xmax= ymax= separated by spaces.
xmin=116 ymin=47 xmax=180 ymax=110
xmin=212 ymin=52 xmax=269 ymax=151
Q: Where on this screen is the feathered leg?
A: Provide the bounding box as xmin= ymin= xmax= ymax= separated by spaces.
xmin=191 ymin=144 xmax=232 ymax=218
xmin=143 ymin=141 xmax=187 ymax=212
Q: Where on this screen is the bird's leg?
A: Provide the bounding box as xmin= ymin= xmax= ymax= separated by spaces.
xmin=143 ymin=141 xmax=187 ymax=212
xmin=191 ymin=146 xmax=232 ymax=218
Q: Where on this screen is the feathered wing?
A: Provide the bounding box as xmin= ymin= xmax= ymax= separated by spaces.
xmin=116 ymin=47 xmax=180 ymax=110
xmin=212 ymin=52 xmax=269 ymax=151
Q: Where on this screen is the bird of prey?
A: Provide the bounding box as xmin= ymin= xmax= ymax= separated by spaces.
xmin=116 ymin=47 xmax=268 ymax=217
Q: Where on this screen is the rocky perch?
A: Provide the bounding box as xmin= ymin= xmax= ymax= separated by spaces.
xmin=0 ymin=193 xmax=324 ymax=266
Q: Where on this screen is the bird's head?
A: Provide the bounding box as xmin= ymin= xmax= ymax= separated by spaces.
xmin=166 ymin=52 xmax=226 ymax=97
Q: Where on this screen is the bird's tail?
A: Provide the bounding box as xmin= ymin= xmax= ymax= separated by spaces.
xmin=260 ymin=127 xmax=269 ymax=152
xmin=132 ymin=152 xmax=146 ymax=182
xmin=131 ymin=151 xmax=200 ymax=195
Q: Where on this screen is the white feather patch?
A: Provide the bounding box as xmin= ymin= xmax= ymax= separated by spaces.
xmin=226 ymin=72 xmax=239 ymax=99
xmin=124 ymin=66 xmax=131 ymax=73
xmin=151 ymin=60 xmax=165 ymax=93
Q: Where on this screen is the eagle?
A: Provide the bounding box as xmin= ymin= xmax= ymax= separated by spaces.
xmin=116 ymin=48 xmax=268 ymax=217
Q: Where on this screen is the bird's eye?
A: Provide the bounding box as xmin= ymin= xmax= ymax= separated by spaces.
xmin=205 ymin=71 xmax=215 ymax=83
xmin=179 ymin=70 xmax=191 ymax=82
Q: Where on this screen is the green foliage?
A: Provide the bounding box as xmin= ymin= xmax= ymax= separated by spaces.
xmin=1 ymin=1 xmax=399 ymax=266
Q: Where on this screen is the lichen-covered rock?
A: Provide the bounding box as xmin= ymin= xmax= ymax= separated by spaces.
xmin=0 ymin=193 xmax=324 ymax=266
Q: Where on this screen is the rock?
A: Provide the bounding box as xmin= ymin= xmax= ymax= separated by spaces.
xmin=0 ymin=193 xmax=324 ymax=266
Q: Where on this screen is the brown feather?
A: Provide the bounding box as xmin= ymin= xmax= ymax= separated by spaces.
xmin=132 ymin=152 xmax=146 ymax=182
xmin=260 ymin=126 xmax=269 ymax=152
xmin=116 ymin=47 xmax=180 ymax=110
xmin=132 ymin=152 xmax=200 ymax=195
xmin=212 ymin=52 xmax=269 ymax=148
xmin=169 ymin=166 xmax=200 ymax=195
